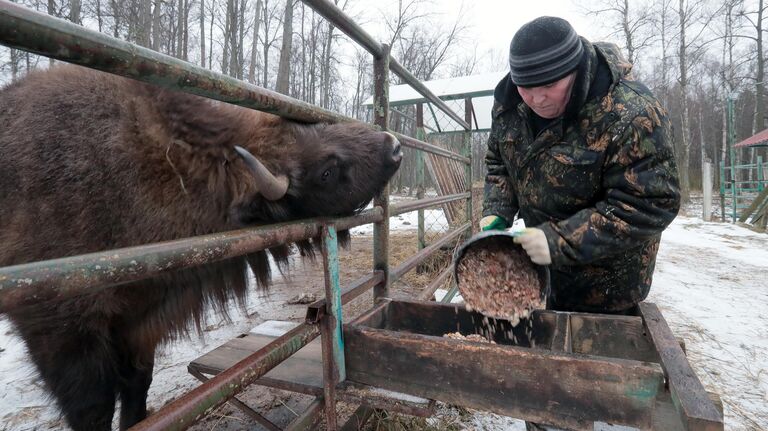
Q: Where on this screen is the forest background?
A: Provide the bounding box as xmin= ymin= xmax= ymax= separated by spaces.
xmin=3 ymin=0 xmax=767 ymax=204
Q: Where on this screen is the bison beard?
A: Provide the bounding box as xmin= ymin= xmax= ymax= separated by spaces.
xmin=0 ymin=65 xmax=402 ymax=430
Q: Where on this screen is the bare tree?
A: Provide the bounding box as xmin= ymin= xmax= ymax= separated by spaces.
xmin=248 ymin=0 xmax=263 ymax=83
xmin=583 ymin=0 xmax=655 ymax=64
xmin=199 ymin=0 xmax=205 ymax=66
xmin=276 ymin=0 xmax=293 ymax=93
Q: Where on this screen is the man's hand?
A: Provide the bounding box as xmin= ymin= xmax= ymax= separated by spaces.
xmin=513 ymin=228 xmax=551 ymax=265
xmin=480 ymin=215 xmax=509 ymax=231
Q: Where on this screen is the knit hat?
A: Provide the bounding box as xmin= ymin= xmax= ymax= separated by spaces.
xmin=508 ymin=16 xmax=584 ymax=87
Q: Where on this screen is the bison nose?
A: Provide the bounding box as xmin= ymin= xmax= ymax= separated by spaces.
xmin=386 ymin=133 xmax=402 ymax=164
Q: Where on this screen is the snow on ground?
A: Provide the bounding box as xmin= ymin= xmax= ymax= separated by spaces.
xmin=648 ymin=217 xmax=768 ymax=431
xmin=0 ymin=201 xmax=766 ymax=430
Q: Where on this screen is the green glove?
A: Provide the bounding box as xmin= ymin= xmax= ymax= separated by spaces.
xmin=480 ymin=215 xmax=509 ymax=231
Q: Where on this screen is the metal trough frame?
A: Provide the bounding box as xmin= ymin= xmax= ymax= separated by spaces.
xmin=343 ymin=298 xmax=724 ymax=431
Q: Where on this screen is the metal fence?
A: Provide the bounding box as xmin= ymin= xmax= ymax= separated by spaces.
xmin=719 ymin=157 xmax=766 ymax=222
xmin=0 ymin=0 xmax=474 ymax=429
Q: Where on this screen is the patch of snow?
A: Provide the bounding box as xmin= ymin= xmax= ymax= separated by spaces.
xmin=433 ymin=288 xmax=464 ymax=304
xmin=250 ymin=320 xmax=299 ymax=337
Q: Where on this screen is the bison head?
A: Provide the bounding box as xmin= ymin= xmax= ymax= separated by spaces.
xmin=234 ymin=121 xmax=402 ymax=225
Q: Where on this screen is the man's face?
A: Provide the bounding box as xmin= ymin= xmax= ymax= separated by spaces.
xmin=516 ymin=72 xmax=577 ymax=119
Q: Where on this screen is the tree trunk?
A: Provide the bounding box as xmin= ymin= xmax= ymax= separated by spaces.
xmin=622 ymin=0 xmax=634 ymax=64
xmin=183 ymin=0 xmax=190 ymax=60
xmin=176 ymin=0 xmax=185 ymax=59
xmin=137 ymin=0 xmax=152 ymax=47
xmin=321 ymin=16 xmax=334 ymax=108
xmin=48 ymin=0 xmax=55 ymax=66
xmin=677 ymin=0 xmax=691 ymax=203
xmin=10 ymin=48 xmax=18 ymax=82
xmin=262 ymin=0 xmax=270 ymax=86
xmin=96 ymin=0 xmax=103 ymax=32
xmin=209 ymin=0 xmax=215 ymax=69
xmin=222 ymin=0 xmax=233 ymax=74
xmin=111 ymin=0 xmax=121 ymax=38
xmin=276 ymin=0 xmax=293 ymax=94
xmin=69 ymin=0 xmax=81 ymax=24
xmin=248 ymin=0 xmax=263 ymax=83
xmin=756 ymin=0 xmax=765 ymax=134
xmin=152 ymin=0 xmax=163 ymax=51
xmin=200 ymin=0 xmax=206 ymax=67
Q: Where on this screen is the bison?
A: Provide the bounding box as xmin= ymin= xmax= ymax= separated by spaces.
xmin=0 ymin=65 xmax=401 ymax=430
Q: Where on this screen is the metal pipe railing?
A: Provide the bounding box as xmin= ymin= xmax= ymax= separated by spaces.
xmin=395 ymin=133 xmax=470 ymax=164
xmin=131 ymin=322 xmax=321 ymax=431
xmin=0 ymin=209 xmax=383 ymax=313
xmin=390 ymin=222 xmax=470 ymax=282
xmin=300 ymin=0 xmax=471 ymax=131
xmin=418 ymin=264 xmax=453 ymax=301
xmin=391 ymin=192 xmax=471 ymax=216
xmin=305 ymin=271 xmax=385 ymax=324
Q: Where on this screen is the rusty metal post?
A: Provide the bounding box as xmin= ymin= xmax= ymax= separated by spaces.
xmin=464 ymin=98 xmax=474 ymax=232
xmin=372 ymin=44 xmax=391 ymax=300
xmin=320 ymin=224 xmax=345 ymax=430
xmin=416 ymin=103 xmax=426 ymax=250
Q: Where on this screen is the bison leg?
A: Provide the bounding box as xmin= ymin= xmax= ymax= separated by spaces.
xmin=39 ymin=342 xmax=119 ymax=431
xmin=119 ymin=349 xmax=154 ymax=430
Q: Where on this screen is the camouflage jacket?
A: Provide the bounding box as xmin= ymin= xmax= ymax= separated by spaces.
xmin=483 ymin=40 xmax=681 ymax=313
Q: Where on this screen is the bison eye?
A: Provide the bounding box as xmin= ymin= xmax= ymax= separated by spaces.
xmin=322 ymin=169 xmax=331 ymax=181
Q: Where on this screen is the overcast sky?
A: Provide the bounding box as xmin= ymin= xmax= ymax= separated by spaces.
xmin=342 ymin=0 xmax=602 ymax=75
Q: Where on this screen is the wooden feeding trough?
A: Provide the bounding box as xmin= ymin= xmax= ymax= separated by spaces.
xmin=343 ymin=298 xmax=724 ymax=431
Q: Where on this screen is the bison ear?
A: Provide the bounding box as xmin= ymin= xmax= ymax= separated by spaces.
xmin=234 ymin=146 xmax=290 ymax=201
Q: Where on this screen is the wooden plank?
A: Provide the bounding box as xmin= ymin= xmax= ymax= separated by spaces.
xmin=344 ymin=325 xmax=664 ymax=431
xmin=569 ymin=313 xmax=659 ymax=363
xmin=653 ymin=391 xmax=724 ymax=431
xmin=337 ymin=381 xmax=435 ymax=417
xmin=639 ymin=303 xmax=724 ymax=431
xmin=189 ymin=332 xmax=325 ymax=391
xmin=285 ymin=397 xmax=324 ymax=431
xmin=545 ymin=312 xmax=571 ymax=352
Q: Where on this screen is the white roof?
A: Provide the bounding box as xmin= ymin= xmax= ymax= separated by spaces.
xmin=363 ymin=71 xmax=507 ymax=133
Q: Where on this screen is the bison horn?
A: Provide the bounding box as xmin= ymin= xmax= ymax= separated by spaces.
xmin=234 ymin=146 xmax=290 ymax=201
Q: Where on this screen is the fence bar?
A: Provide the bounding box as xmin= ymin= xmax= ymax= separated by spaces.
xmin=390 ymin=222 xmax=470 ymax=282
xmin=464 ymin=98 xmax=474 ymax=231
xmin=305 ymin=271 xmax=385 ymax=324
xmin=132 ymin=322 xmax=321 ymax=431
xmin=299 ymin=0 xmax=470 ymax=131
xmin=0 ymin=208 xmax=383 ymax=313
xmin=0 ymin=0 xmax=350 ymax=124
xmin=320 ymin=225 xmax=344 ymax=430
xmin=416 ymin=104 xmax=427 ymax=251
xmin=720 ymin=160 xmax=727 ymax=222
xmin=417 ymin=264 xmax=453 ymax=301
xmin=395 ymin=133 xmax=470 ymax=164
xmin=391 ymin=193 xmax=471 ymax=216
xmin=391 ymin=107 xmax=439 ymax=134
xmin=372 ymin=44 xmax=391 ymax=300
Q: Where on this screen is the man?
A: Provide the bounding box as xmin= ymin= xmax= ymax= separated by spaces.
xmin=482 ymin=15 xmax=680 ymax=431
xmin=482 ymin=16 xmax=681 ymax=315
